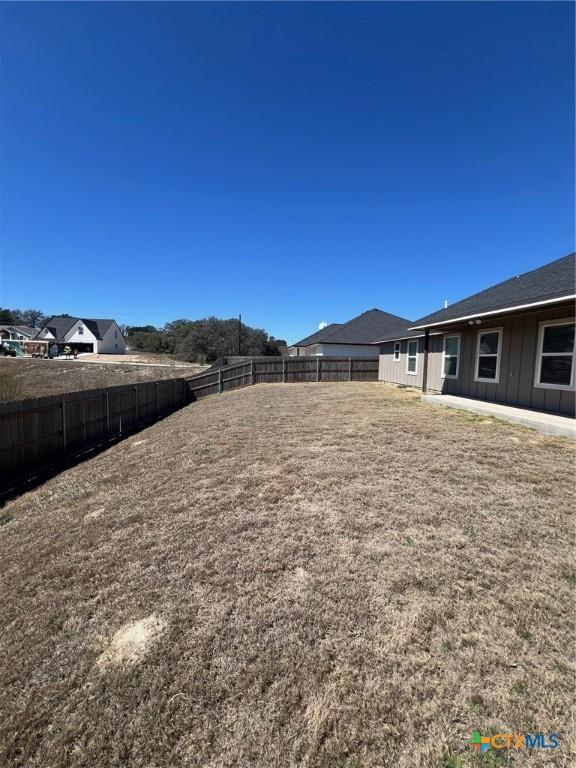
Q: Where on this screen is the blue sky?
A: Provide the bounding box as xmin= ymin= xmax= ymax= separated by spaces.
xmin=0 ymin=2 xmax=573 ymax=344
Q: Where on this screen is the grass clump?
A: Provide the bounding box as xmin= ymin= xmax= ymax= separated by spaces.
xmin=510 ymin=681 xmax=527 ymax=696
xmin=517 ymin=628 xmax=536 ymax=645
xmin=0 ymin=373 xmax=21 ymax=402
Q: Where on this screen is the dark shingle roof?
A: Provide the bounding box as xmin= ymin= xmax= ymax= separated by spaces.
xmin=411 ymin=253 xmax=575 ymax=329
xmin=42 ymin=316 xmax=117 ymax=341
xmin=14 ymin=325 xmax=38 ymax=337
xmin=44 ymin=316 xmax=78 ymax=339
xmin=294 ymin=309 xmax=413 ymax=347
xmin=292 ymin=323 xmax=343 ymax=347
xmin=83 ymin=319 xmax=115 ymax=340
xmin=373 ymin=327 xmax=424 ymax=343
xmin=0 ymin=325 xmax=37 ymax=337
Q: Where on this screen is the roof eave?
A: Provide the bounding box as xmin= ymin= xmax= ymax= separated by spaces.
xmin=409 ymin=294 xmax=576 ymax=330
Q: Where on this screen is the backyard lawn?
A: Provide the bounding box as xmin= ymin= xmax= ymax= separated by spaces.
xmin=0 ymin=382 xmax=573 ymax=767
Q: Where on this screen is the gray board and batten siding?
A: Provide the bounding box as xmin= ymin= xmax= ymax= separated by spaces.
xmin=378 ymin=303 xmax=575 ymax=415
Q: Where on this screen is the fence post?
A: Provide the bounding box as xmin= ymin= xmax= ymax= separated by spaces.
xmin=251 ymin=359 xmax=255 ymax=386
xmin=218 ymin=368 xmax=223 ymax=394
xmin=61 ymin=397 xmax=67 ymax=453
xmin=105 ymin=391 xmax=110 ymax=436
xmin=349 ymin=357 xmax=353 ymax=381
xmin=282 ymin=357 xmax=286 ymax=383
xmin=316 ymin=357 xmax=320 ymax=382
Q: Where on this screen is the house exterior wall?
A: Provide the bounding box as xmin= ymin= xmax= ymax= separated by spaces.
xmin=97 ymin=322 xmax=126 ymax=354
xmin=306 ymin=343 xmax=379 ymax=357
xmin=66 ymin=321 xmax=98 ymax=348
xmin=378 ymin=337 xmax=425 ymax=387
xmin=379 ymin=303 xmax=575 ymax=415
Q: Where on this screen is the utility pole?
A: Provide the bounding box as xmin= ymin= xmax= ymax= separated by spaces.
xmin=238 ymin=314 xmax=242 ymax=355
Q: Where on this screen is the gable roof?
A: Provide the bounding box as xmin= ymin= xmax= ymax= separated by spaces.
xmin=411 ymin=253 xmax=576 ymax=329
xmin=43 ymin=316 xmax=78 ymax=339
xmin=0 ymin=325 xmax=37 ymax=337
xmin=42 ymin=316 xmax=118 ymax=341
xmin=14 ymin=325 xmax=38 ymax=337
xmin=83 ymin=319 xmax=116 ymax=339
xmin=292 ymin=323 xmax=343 ymax=348
xmin=293 ymin=309 xmax=413 ymax=347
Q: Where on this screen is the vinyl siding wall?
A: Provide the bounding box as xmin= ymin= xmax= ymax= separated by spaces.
xmin=378 ymin=336 xmax=444 ymax=388
xmin=379 ymin=304 xmax=575 ymax=416
xmin=312 ymin=343 xmax=379 ymax=357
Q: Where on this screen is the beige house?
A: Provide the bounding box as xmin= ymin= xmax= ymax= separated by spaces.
xmin=376 ymin=253 xmax=575 ymax=416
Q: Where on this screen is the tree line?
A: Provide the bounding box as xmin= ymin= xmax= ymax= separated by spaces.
xmin=127 ymin=318 xmax=286 ymax=363
xmin=0 ymin=307 xmax=286 ymax=363
xmin=0 ymin=308 xmax=47 ymax=328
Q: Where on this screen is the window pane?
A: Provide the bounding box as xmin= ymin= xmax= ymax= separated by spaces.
xmin=444 ymin=336 xmax=459 ymax=356
xmin=540 ymin=356 xmax=572 ymax=386
xmin=408 ymin=341 xmax=418 ymax=357
xmin=444 ymin=356 xmax=457 ymax=376
xmin=407 ymin=356 xmax=416 ymax=373
xmin=477 ymin=356 xmax=497 ymax=379
xmin=543 ymin=324 xmax=575 ymax=354
xmin=479 ymin=332 xmax=499 ymax=354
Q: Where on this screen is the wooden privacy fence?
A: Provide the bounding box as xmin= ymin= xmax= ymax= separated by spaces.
xmin=0 ymin=357 xmax=379 ymax=494
xmin=0 ymin=378 xmax=187 ymax=490
xmin=188 ymin=356 xmax=379 ymax=399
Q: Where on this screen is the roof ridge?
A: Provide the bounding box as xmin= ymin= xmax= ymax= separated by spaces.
xmin=440 ymin=253 xmax=575 ymax=314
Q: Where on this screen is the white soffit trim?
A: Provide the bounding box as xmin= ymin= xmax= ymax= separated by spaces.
xmin=409 ymin=295 xmax=576 ymax=330
xmin=371 ymin=331 xmax=442 ymax=345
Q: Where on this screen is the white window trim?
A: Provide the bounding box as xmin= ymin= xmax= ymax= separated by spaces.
xmin=533 ymin=318 xmax=575 ymax=391
xmin=393 ymin=342 xmax=401 ymax=362
xmin=441 ymin=333 xmax=461 ymax=379
xmin=474 ymin=327 xmax=502 ymax=384
xmin=406 ymin=339 xmax=418 ymax=375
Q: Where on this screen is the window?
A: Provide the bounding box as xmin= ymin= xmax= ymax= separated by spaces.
xmin=393 ymin=342 xmax=401 ymax=361
xmin=406 ymin=339 xmax=418 ymax=375
xmin=474 ymin=328 xmax=502 ymax=383
xmin=114 ymin=330 xmax=118 ymax=338
xmin=78 ymin=325 xmax=84 ymax=335
xmin=442 ymin=334 xmax=460 ymax=379
xmin=535 ymin=319 xmax=575 ymax=390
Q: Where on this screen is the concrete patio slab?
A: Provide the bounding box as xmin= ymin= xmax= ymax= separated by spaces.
xmin=422 ymin=394 xmax=576 ymax=439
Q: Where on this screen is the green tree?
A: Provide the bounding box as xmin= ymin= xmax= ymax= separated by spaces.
xmin=0 ymin=309 xmax=15 ymax=323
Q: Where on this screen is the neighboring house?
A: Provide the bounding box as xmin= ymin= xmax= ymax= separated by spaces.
xmin=376 ymin=253 xmax=575 ymax=415
xmin=0 ymin=325 xmax=37 ymax=341
xmin=286 ymin=323 xmax=343 ymax=356
xmin=37 ymin=317 xmax=126 ymax=354
xmin=289 ymin=310 xmax=413 ymax=357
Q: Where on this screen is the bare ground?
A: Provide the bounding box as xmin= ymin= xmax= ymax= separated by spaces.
xmin=0 ymin=357 xmax=201 ymax=401
xmin=0 ymin=383 xmax=574 ymax=768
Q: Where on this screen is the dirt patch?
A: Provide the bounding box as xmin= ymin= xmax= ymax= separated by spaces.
xmin=0 ymin=357 xmax=201 ymax=400
xmin=97 ymin=616 xmax=167 ymax=669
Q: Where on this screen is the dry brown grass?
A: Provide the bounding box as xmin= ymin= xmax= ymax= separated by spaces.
xmin=0 ymin=383 xmax=574 ymax=768
xmin=0 ymin=357 xmax=201 ymax=401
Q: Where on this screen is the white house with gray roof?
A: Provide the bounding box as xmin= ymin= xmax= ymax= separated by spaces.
xmin=37 ymin=316 xmax=126 ymax=355
xmin=288 ymin=309 xmax=413 ymax=357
